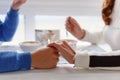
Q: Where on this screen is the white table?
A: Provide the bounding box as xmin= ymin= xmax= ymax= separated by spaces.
xmin=1 ymin=44 xmax=120 ymax=80
xmin=1 ymin=64 xmax=120 ymax=80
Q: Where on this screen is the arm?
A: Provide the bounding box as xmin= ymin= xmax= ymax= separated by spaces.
xmin=65 ymin=16 xmax=103 ymax=44
xmin=81 ymin=31 xmax=103 ymax=44
xmin=48 ymin=41 xmax=120 ymax=68
xmin=75 ymin=50 xmax=120 ymax=68
xmin=0 ymin=8 xmax=19 ymax=41
xmin=0 ymin=51 xmax=31 ymax=73
xmin=0 ymin=0 xmax=27 ymax=41
xmin=0 ymin=47 xmax=59 ymax=73
xmin=90 ymin=55 xmax=120 ymax=67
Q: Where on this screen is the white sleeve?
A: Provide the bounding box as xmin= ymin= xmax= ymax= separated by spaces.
xmin=74 ymin=50 xmax=120 ymax=68
xmin=74 ymin=51 xmax=90 ymax=68
xmin=81 ymin=30 xmax=103 ymax=44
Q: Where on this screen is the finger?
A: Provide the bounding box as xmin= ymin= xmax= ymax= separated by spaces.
xmin=62 ymin=41 xmax=76 ymax=54
xmin=49 ymin=42 xmax=75 ymax=57
xmin=61 ymin=52 xmax=74 ymax=64
xmin=66 ymin=16 xmax=71 ymax=22
xmin=48 ymin=42 xmax=61 ymax=48
xmin=54 ymin=51 xmax=60 ymax=57
xmin=47 ymin=42 xmax=55 ymax=47
xmin=65 ymin=16 xmax=73 ymax=27
xmin=48 ymin=42 xmax=61 ymax=51
xmin=69 ymin=17 xmax=80 ymax=28
xmin=53 ymin=52 xmax=60 ymax=59
xmin=56 ymin=42 xmax=75 ymax=57
xmin=65 ymin=22 xmax=73 ymax=32
xmin=53 ymin=43 xmax=75 ymax=64
xmin=55 ymin=57 xmax=59 ymax=63
xmin=50 ymin=43 xmax=69 ymax=56
xmin=65 ymin=19 xmax=71 ymax=28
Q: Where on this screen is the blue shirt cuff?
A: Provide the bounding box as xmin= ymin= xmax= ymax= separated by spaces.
xmin=18 ymin=52 xmax=31 ymax=70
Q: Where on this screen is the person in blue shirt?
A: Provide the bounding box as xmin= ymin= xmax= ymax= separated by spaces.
xmin=0 ymin=0 xmax=59 ymax=73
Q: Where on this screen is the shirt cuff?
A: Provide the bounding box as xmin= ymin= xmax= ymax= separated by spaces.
xmin=80 ymin=30 xmax=90 ymax=41
xmin=18 ymin=52 xmax=31 ymax=70
xmin=74 ymin=51 xmax=90 ymax=68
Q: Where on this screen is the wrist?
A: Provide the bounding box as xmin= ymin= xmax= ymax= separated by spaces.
xmin=18 ymin=52 xmax=31 ymax=70
xmin=78 ymin=29 xmax=86 ymax=40
xmin=10 ymin=7 xmax=19 ymax=12
xmin=31 ymin=52 xmax=36 ymax=68
xmin=11 ymin=6 xmax=19 ymax=10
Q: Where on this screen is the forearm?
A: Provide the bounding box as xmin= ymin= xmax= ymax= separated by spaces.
xmin=80 ymin=30 xmax=103 ymax=44
xmin=0 ymin=8 xmax=19 ymax=41
xmin=74 ymin=50 xmax=120 ymax=68
xmin=90 ymin=55 xmax=120 ymax=67
xmin=0 ymin=51 xmax=31 ymax=73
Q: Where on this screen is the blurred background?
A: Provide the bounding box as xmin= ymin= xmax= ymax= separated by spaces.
xmin=0 ymin=0 xmax=104 ymax=44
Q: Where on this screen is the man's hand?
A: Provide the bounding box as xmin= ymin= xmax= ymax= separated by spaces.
xmin=31 ymin=47 xmax=59 ymax=69
xmin=11 ymin=0 xmax=27 ymax=10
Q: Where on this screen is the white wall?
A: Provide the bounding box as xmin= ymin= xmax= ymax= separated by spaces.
xmin=0 ymin=0 xmax=102 ymax=15
xmin=0 ymin=0 xmax=103 ymax=41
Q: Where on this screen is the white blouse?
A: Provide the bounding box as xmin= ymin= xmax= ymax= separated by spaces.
xmin=74 ymin=0 xmax=120 ymax=68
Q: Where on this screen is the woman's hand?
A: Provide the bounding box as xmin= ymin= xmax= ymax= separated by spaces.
xmin=65 ymin=16 xmax=85 ymax=40
xmin=31 ymin=47 xmax=59 ymax=69
xmin=48 ymin=41 xmax=76 ymax=64
xmin=11 ymin=0 xmax=27 ymax=10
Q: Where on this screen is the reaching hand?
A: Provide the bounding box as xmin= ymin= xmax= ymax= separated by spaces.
xmin=65 ymin=16 xmax=85 ymax=40
xmin=31 ymin=47 xmax=59 ymax=69
xmin=11 ymin=0 xmax=27 ymax=10
xmin=48 ymin=41 xmax=76 ymax=64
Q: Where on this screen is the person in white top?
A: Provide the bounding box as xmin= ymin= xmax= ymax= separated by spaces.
xmin=48 ymin=0 xmax=120 ymax=68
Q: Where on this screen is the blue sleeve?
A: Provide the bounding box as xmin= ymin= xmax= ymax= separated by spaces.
xmin=0 ymin=51 xmax=31 ymax=73
xmin=0 ymin=8 xmax=19 ymax=42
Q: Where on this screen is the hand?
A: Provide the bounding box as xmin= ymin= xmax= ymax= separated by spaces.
xmin=11 ymin=0 xmax=27 ymax=10
xmin=65 ymin=16 xmax=85 ymax=40
xmin=31 ymin=47 xmax=59 ymax=69
xmin=48 ymin=41 xmax=76 ymax=64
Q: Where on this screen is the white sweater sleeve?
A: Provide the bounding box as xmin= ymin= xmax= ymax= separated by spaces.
xmin=81 ymin=30 xmax=103 ymax=44
xmin=74 ymin=51 xmax=90 ymax=68
xmin=74 ymin=50 xmax=120 ymax=68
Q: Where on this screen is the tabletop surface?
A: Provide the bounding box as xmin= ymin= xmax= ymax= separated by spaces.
xmin=1 ymin=64 xmax=120 ymax=80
